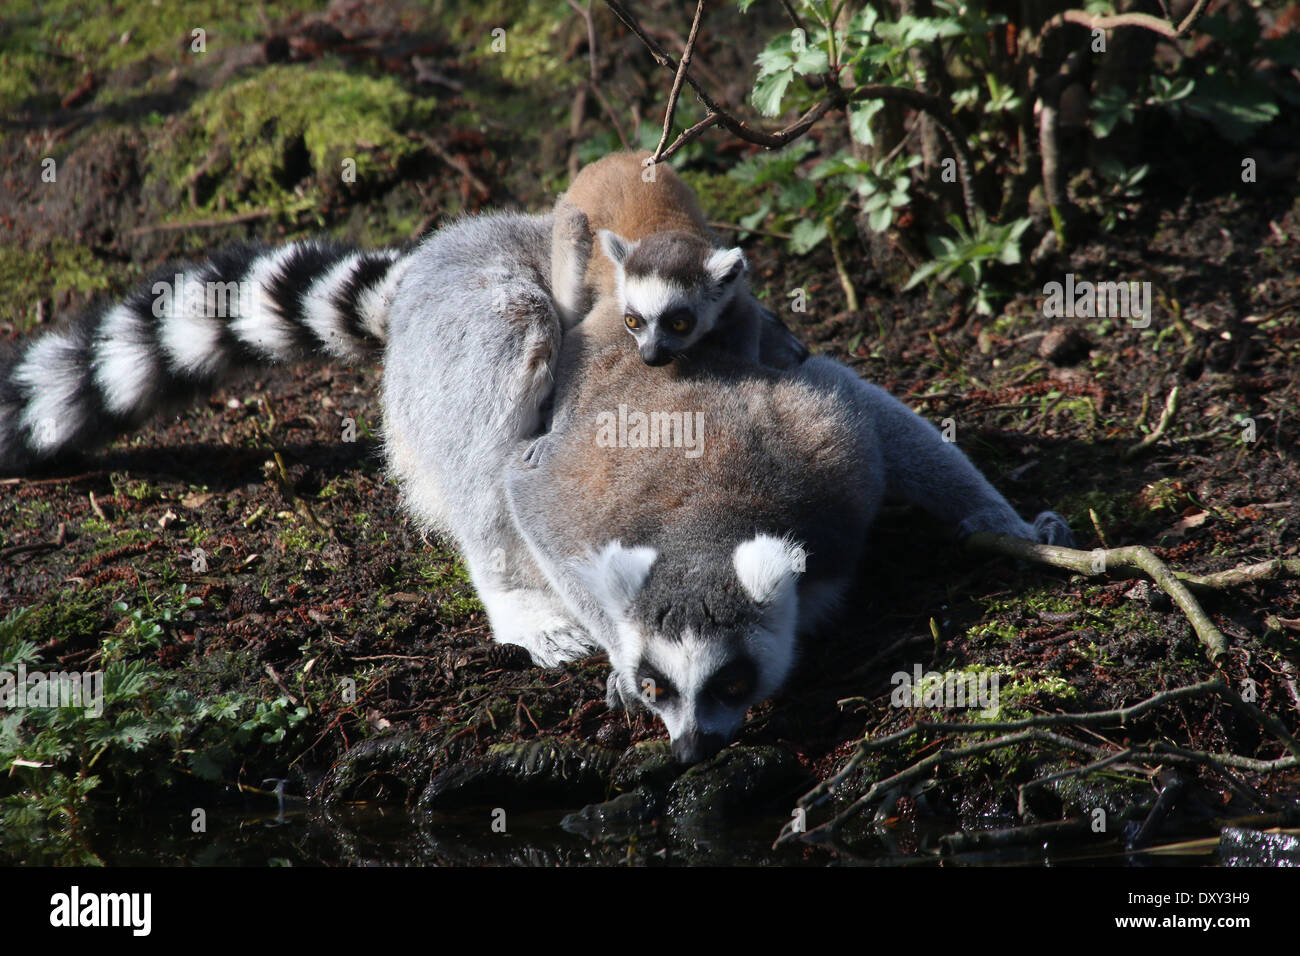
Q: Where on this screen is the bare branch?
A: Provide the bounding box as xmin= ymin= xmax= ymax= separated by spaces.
xmin=1048 ymin=0 xmax=1212 ymax=40
xmin=651 ymin=0 xmax=706 ymax=164
xmin=567 ymin=0 xmax=629 ymax=148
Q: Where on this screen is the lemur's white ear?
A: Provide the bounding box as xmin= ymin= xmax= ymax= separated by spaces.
xmin=705 ymin=247 xmax=747 ymax=284
xmin=598 ymin=230 xmax=636 ymax=268
xmin=733 ymin=534 xmax=803 ymax=606
xmin=573 ymin=540 xmax=658 ymax=616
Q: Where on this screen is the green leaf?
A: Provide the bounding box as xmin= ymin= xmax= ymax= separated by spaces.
xmin=790 ymin=218 xmax=829 ymax=254
xmin=848 ymin=100 xmax=883 ymax=145
xmin=792 ymin=46 xmax=829 ymax=76
xmin=752 ymin=68 xmax=795 ymax=117
xmin=1184 ymin=71 xmax=1279 ymax=142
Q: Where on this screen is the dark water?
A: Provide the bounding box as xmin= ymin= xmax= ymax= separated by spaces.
xmin=89 ymin=802 xmax=1275 ymax=867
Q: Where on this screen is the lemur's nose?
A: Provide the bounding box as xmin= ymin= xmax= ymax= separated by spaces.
xmin=672 ymin=731 xmax=726 ymax=764
xmin=640 ymin=344 xmax=672 ymax=366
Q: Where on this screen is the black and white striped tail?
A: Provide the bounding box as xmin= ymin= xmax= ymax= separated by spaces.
xmin=0 ymin=239 xmax=410 ymax=472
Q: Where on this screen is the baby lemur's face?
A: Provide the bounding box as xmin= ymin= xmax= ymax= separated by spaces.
xmin=598 ymin=230 xmax=746 ymax=366
xmin=574 ymin=535 xmax=802 ymax=764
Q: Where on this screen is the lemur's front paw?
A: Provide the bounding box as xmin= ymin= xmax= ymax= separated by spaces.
xmin=605 ymin=672 xmax=641 ymax=713
xmin=521 ymin=435 xmax=552 ymax=469
xmin=1032 ymin=511 xmax=1074 ymax=547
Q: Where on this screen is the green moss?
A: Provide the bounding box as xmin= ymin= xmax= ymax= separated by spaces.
xmin=277 ymin=520 xmax=329 ymax=555
xmin=414 ymin=552 xmax=485 ymax=624
xmin=967 ymin=620 xmax=1020 ymax=642
xmin=0 ymin=240 xmax=116 ymax=334
xmin=149 ymin=62 xmax=435 ymax=221
xmin=0 ymin=591 xmax=104 ymax=652
xmin=678 ymin=170 xmax=765 ymax=227
xmin=440 ymin=0 xmax=577 ymax=87
xmin=0 ymin=0 xmax=321 ymax=113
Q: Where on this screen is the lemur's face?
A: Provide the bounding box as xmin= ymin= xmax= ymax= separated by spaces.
xmin=574 ymin=536 xmax=802 ymax=764
xmin=598 ymin=230 xmax=746 ymax=367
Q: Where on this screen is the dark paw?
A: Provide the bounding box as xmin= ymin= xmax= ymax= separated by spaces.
xmin=1033 ymin=511 xmax=1075 ymax=547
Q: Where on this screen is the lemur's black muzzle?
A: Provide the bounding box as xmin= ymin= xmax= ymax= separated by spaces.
xmin=672 ymin=730 xmax=727 ymax=764
xmin=639 ymin=344 xmax=672 ymax=366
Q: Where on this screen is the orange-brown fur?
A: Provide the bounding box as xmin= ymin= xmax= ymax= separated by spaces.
xmin=556 ymin=150 xmax=716 ymax=304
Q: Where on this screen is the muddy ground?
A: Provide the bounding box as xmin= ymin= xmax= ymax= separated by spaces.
xmin=1 ymin=1 xmax=1297 ymax=864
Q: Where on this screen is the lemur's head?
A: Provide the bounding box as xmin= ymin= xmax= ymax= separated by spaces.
xmin=598 ymin=229 xmax=747 ymax=367
xmin=574 ymin=534 xmax=802 ymax=764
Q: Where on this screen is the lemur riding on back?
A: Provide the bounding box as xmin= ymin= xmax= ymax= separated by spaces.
xmin=552 ymin=150 xmax=762 ymax=366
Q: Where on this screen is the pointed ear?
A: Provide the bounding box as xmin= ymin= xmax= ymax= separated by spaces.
xmin=598 ymin=230 xmax=636 ymax=268
xmin=705 ymin=247 xmax=746 ymax=285
xmin=572 ymin=540 xmax=658 ymax=617
xmin=733 ymin=534 xmax=802 ymax=606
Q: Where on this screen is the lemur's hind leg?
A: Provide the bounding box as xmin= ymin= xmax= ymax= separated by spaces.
xmin=799 ymin=356 xmax=1073 ymax=545
xmin=551 ymin=198 xmax=593 ymax=329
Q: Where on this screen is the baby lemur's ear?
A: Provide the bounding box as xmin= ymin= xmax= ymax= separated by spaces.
xmin=733 ymin=534 xmax=802 ymax=606
xmin=598 ymin=230 xmax=637 ymax=268
xmin=705 ymin=247 xmax=747 ymax=285
xmin=572 ymin=540 xmax=658 ymax=616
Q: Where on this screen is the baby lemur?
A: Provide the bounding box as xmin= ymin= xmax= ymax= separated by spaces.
xmin=551 ymin=150 xmax=763 ymax=366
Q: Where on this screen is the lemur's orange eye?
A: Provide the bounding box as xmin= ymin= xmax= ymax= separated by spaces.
xmin=665 ymin=311 xmax=694 ymax=335
xmin=721 ymin=679 xmax=750 ymax=700
xmin=625 ymin=314 xmax=640 ymax=330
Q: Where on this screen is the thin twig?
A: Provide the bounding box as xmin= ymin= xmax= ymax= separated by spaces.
xmin=650 ymin=0 xmax=706 ymax=163
xmin=1042 ymin=0 xmax=1212 ymax=43
xmin=415 ymin=134 xmax=493 ymax=199
xmin=566 ymin=0 xmax=629 ymax=148
xmin=1124 ymin=385 xmax=1179 ymax=460
xmin=125 ymin=209 xmax=272 ymax=236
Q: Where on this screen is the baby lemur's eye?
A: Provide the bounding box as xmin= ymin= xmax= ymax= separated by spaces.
xmin=715 ymin=678 xmax=751 ymax=702
xmin=666 ymin=312 xmax=694 ymax=334
xmin=625 ymin=314 xmax=641 ymax=330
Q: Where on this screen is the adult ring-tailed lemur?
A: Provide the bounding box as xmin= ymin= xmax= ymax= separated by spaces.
xmin=0 ymin=177 xmax=1071 ymax=766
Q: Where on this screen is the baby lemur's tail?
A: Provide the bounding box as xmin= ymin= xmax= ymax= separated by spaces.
xmin=0 ymin=239 xmax=410 ymax=472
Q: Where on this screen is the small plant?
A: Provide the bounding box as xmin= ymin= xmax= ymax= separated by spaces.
xmin=904 ymin=212 xmax=1031 ymax=315
xmin=106 ymin=584 xmax=202 ymax=661
xmin=1 ymin=595 xmax=310 ymax=864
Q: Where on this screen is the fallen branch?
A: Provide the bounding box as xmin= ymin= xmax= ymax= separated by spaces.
xmin=963 ymin=531 xmax=1230 ymax=663
xmin=1178 ymin=557 xmax=1300 ymax=590
xmin=125 ymin=208 xmax=272 ymax=236
xmin=777 ymin=677 xmax=1299 ymax=848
